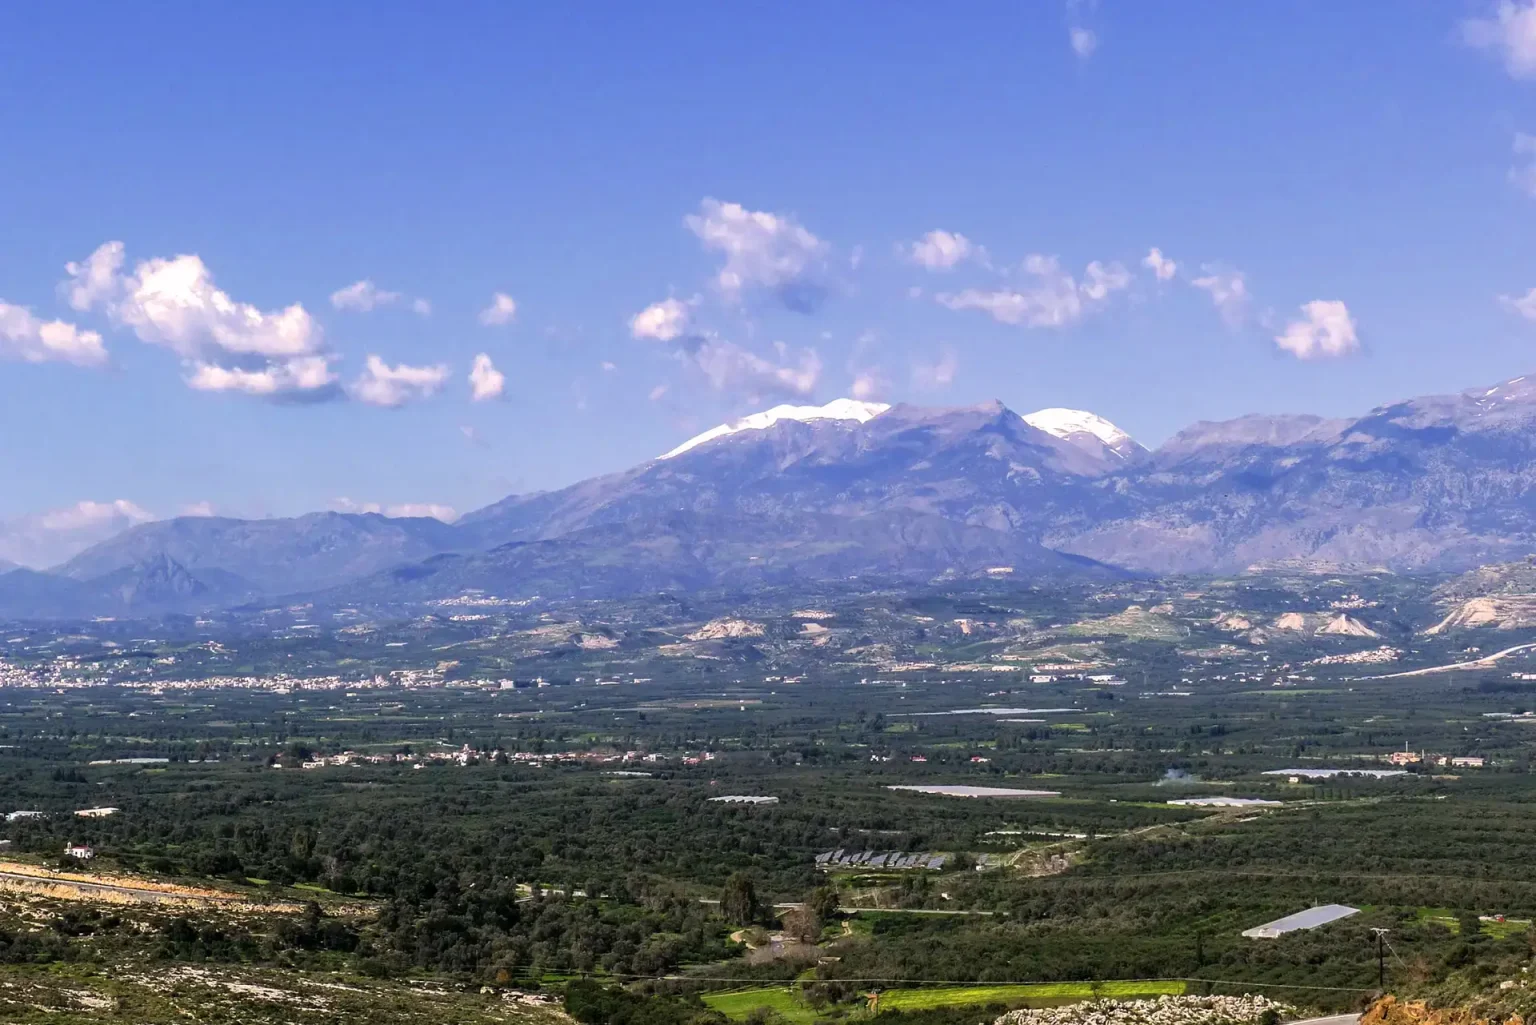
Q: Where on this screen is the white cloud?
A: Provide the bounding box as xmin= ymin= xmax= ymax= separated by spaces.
xmin=181 ymin=501 xmax=217 ymax=517
xmin=685 ymin=337 xmax=822 ymax=399
xmin=0 ymin=302 xmax=108 ymax=366
xmin=912 ymin=348 xmax=959 ymax=390
xmin=850 ymin=368 xmax=889 ymax=401
xmin=64 ymin=241 xmax=339 ymax=399
xmin=1273 ymin=300 xmax=1358 ymax=360
xmin=1142 ymin=247 xmax=1177 ymax=282
xmin=186 ymin=355 xmax=337 ymax=397
xmin=601 ymin=360 xmax=618 ymax=372
xmin=1080 ymin=260 xmax=1131 ymax=300
xmin=1191 ymin=265 xmax=1250 ymax=326
xmin=935 ymin=254 xmax=1126 ymax=327
xmin=63 ymin=241 xmax=125 ymax=312
xmin=479 ymin=292 xmax=517 ymax=326
xmin=1464 ymin=1 xmax=1536 ymax=78
xmin=411 ymin=298 xmax=432 ymax=316
xmin=1500 ymin=286 xmax=1536 ymax=320
xmin=0 ymin=499 xmax=154 ymax=569
xmin=1067 ymin=0 xmax=1099 ymax=58
xmin=903 ymin=230 xmax=981 ymax=271
xmin=630 ymin=297 xmax=692 ymax=341
xmin=469 ymin=353 xmax=506 ymax=401
xmin=384 ymin=503 xmax=458 ymax=522
xmin=348 ymin=355 xmax=449 ymax=407
xmin=648 ymin=383 xmax=669 ymax=402
xmin=685 ymin=198 xmax=830 ymax=311
xmin=97 ymin=251 xmax=319 ymax=358
xmin=330 ymin=498 xmax=458 ymax=522
xmin=330 ymin=279 xmax=401 ymax=312
xmin=39 ymin=499 xmax=153 ymax=532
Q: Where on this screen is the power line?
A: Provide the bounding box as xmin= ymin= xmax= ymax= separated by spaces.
xmin=1369 ymin=929 xmax=1390 ymax=991
xmin=505 ymin=967 xmax=1374 ymax=994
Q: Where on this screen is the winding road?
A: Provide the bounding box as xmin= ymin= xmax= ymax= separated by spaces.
xmin=1365 ymin=641 xmax=1536 ymax=679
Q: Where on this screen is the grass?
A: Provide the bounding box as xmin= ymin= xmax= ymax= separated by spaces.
xmin=1412 ymin=906 xmax=1531 ymax=939
xmin=703 ymin=981 xmax=1189 ymax=1021
xmin=875 ymin=980 xmax=1188 ymax=1012
xmin=704 ymin=987 xmax=819 ymax=1023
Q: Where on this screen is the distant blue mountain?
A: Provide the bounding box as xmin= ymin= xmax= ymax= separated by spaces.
xmin=9 ymin=374 xmax=1536 ymax=618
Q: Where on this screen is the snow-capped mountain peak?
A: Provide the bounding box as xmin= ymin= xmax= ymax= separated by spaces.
xmin=1021 ymin=407 xmax=1142 ymax=459
xmin=659 ymin=398 xmax=891 ymax=460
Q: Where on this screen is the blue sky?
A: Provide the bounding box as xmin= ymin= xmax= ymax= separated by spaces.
xmin=5 ymin=2 xmax=1536 ymax=559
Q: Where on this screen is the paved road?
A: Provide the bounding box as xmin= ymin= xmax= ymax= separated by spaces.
xmin=1286 ymin=1015 xmax=1360 ymax=1025
xmin=1367 ymin=641 xmax=1536 ymax=679
xmin=835 ymin=906 xmax=997 ymax=915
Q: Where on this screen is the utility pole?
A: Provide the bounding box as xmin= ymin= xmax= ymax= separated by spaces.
xmin=1370 ymin=928 xmax=1390 ymax=992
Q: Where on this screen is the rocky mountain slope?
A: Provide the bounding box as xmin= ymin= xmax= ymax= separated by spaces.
xmin=58 ymin=512 xmax=460 ymax=593
xmin=11 ymin=374 xmax=1536 ymax=616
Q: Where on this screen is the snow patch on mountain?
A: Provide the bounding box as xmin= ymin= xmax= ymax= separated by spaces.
xmin=1021 ymin=408 xmax=1141 ymax=458
xmin=659 ymin=399 xmax=891 ymax=460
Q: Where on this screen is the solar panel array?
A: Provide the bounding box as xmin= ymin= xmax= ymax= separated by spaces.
xmin=815 ymin=849 xmax=948 ymax=871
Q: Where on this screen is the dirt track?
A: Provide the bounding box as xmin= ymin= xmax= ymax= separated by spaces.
xmin=0 ymin=861 xmax=303 ymax=912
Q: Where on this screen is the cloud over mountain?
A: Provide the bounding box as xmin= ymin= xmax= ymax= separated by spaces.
xmin=686 ymin=198 xmax=831 ymax=312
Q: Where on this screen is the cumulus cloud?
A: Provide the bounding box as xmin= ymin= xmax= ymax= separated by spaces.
xmin=187 ymin=356 xmax=337 ymax=398
xmin=181 ymin=501 xmax=217 ymax=517
xmin=903 ymin=230 xmax=982 ymax=271
xmin=1080 ymin=260 xmax=1131 ymax=300
xmin=1068 ymin=0 xmax=1098 ymax=58
xmin=63 ymin=241 xmax=124 ymax=312
xmin=850 ymin=368 xmax=889 ymax=401
xmin=935 ymin=255 xmax=1127 ymax=327
xmin=912 ymin=348 xmax=959 ymax=390
xmin=682 ymin=337 xmax=822 ymax=400
xmin=63 ymin=241 xmax=338 ymax=399
xmin=0 ymin=302 xmax=108 ymax=366
xmin=1273 ymin=300 xmax=1358 ymax=360
xmin=348 ymin=355 xmax=449 ymax=407
xmin=479 ymin=292 xmax=517 ymax=326
xmin=469 ymin=353 xmax=506 ymax=401
xmin=1142 ymin=247 xmax=1177 ymax=282
xmin=685 ymin=198 xmax=831 ymax=312
xmin=1464 ymin=1 xmax=1536 ymax=78
xmin=0 ymin=499 xmax=155 ymax=569
xmin=411 ymin=298 xmax=432 ymax=316
xmin=630 ymin=297 xmax=692 ymax=341
xmin=1191 ymin=265 xmax=1250 ymax=326
xmin=1500 ymin=286 xmax=1536 ymax=320
xmin=330 ymin=498 xmax=459 ymax=522
xmin=330 ymin=279 xmax=400 ymax=312
xmin=40 ymin=499 xmax=153 ymax=532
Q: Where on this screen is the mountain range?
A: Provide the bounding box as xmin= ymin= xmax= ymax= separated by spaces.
xmin=9 ymin=373 xmax=1536 ymax=618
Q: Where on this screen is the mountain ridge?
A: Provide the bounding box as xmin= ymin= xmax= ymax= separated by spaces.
xmin=12 ymin=372 xmax=1536 ymax=617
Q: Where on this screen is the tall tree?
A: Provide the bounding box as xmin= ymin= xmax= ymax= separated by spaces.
xmin=720 ymin=872 xmax=758 ymax=926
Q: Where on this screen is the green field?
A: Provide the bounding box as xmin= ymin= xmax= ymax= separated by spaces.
xmin=876 ymin=980 xmax=1188 ymax=1011
xmin=703 ymin=980 xmax=1188 ymax=1021
xmin=704 ymin=987 xmax=820 ymax=1023
xmin=1414 ymin=906 xmax=1532 ymax=939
